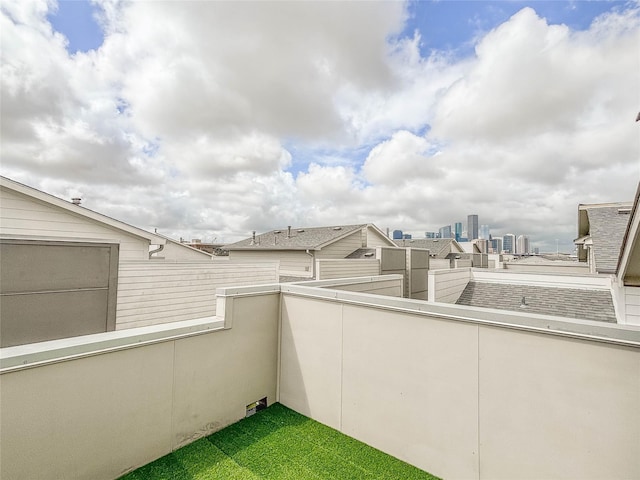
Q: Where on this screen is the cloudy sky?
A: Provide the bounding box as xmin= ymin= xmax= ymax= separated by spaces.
xmin=2 ymin=0 xmax=639 ymax=252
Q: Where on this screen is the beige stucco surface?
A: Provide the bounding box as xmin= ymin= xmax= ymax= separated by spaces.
xmin=478 ymin=326 xmax=640 ymax=480
xmin=0 ymin=293 xmax=279 ymax=480
xmin=341 ymin=305 xmax=479 ymax=479
xmin=279 ymin=296 xmax=343 ymax=429
xmin=278 ymin=290 xmax=640 ymax=480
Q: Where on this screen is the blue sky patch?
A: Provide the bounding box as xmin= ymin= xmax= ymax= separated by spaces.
xmin=48 ymin=0 xmax=104 ymax=53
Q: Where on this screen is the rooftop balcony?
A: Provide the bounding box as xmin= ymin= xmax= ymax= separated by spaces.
xmin=1 ymin=276 xmax=639 ymax=479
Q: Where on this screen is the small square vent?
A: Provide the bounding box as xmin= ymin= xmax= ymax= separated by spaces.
xmin=246 ymin=397 xmax=267 ymax=417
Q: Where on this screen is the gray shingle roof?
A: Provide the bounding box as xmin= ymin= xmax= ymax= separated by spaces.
xmin=586 ymin=206 xmax=632 ymax=273
xmin=393 ymin=238 xmax=458 ymax=258
xmin=456 ymin=281 xmax=616 ymax=323
xmin=226 ymin=224 xmax=365 ymax=250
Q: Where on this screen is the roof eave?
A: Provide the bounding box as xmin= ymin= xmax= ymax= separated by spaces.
xmin=1 ymin=176 xmax=166 ymax=245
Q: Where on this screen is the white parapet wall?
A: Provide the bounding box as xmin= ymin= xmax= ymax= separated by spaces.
xmin=293 ymin=275 xmax=404 ymax=298
xmin=278 ymin=284 xmax=640 ymax=480
xmin=3 ymin=280 xmax=638 ymax=480
xmin=0 ymin=289 xmax=281 ymax=480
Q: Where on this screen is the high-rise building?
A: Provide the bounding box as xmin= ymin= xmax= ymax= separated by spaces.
xmin=479 ymin=224 xmax=490 ymax=240
xmin=392 ymin=230 xmax=403 ymax=240
xmin=454 ymin=222 xmax=463 ymax=242
xmin=491 ymin=238 xmax=503 ymax=254
xmin=439 ymin=225 xmax=452 ymax=239
xmin=517 ymin=235 xmax=530 ymax=255
xmin=467 ymin=214 xmax=478 ymax=240
xmin=425 ymin=232 xmax=438 ymax=238
xmin=402 ymin=233 xmax=412 ymax=240
xmin=503 ymin=234 xmax=515 ymax=254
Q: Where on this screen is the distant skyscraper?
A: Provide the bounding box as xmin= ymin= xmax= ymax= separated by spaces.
xmin=425 ymin=232 xmax=437 ymax=238
xmin=491 ymin=238 xmax=503 ymax=254
xmin=503 ymin=234 xmax=515 ymax=254
xmin=517 ymin=235 xmax=530 ymax=254
xmin=392 ymin=230 xmax=403 ymax=240
xmin=467 ymin=214 xmax=478 ymax=240
xmin=439 ymin=225 xmax=452 ymax=239
xmin=454 ymin=222 xmax=462 ymax=242
xmin=479 ymin=224 xmax=490 ymax=240
xmin=402 ymin=233 xmax=412 ymax=240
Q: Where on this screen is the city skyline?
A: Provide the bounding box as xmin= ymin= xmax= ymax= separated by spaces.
xmin=2 ymin=1 xmax=638 ymax=254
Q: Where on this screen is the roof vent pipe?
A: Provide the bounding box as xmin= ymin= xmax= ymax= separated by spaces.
xmin=287 ymin=226 xmax=292 ymax=238
xmin=71 ymin=197 xmax=81 ymax=205
xmin=251 ymin=231 xmax=256 ymax=245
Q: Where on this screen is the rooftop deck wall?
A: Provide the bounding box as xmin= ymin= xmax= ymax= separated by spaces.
xmin=2 ymin=279 xmax=638 ymax=480
xmin=278 ymin=284 xmax=640 ymax=480
xmin=0 ymin=289 xmax=280 ymax=480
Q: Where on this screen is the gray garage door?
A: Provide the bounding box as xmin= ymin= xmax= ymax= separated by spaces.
xmin=0 ymin=240 xmax=119 ymax=347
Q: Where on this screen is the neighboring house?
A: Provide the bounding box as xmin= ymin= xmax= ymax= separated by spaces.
xmin=226 ymin=224 xmax=396 ymax=279
xmin=0 ymin=176 xmax=212 ymax=346
xmin=438 ymin=185 xmax=640 ymax=325
xmin=614 ymin=182 xmax=640 ymax=324
xmin=456 ymin=281 xmax=617 ymax=323
xmin=575 ymin=201 xmax=633 ymax=274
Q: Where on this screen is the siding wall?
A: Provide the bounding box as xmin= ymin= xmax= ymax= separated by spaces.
xmin=407 ymin=248 xmax=429 ymax=300
xmin=430 ymin=258 xmax=451 ymax=270
xmin=316 ymin=230 xmax=362 ymax=259
xmin=229 ymin=250 xmax=312 ymax=276
xmin=316 ymin=259 xmax=380 ymax=280
xmin=0 ymin=188 xmax=150 ymax=260
xmin=366 ymin=227 xmax=393 ymax=247
xmin=116 ymin=261 xmax=278 ymax=329
xmin=160 ymin=242 xmax=213 ymax=261
xmin=428 ymin=267 xmax=472 ymax=303
xmin=625 ymin=286 xmax=640 ymax=325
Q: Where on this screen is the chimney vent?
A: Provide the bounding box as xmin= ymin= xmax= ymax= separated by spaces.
xmin=251 ymin=231 xmax=256 ymax=245
xmin=71 ymin=197 xmax=81 ymax=205
xmin=287 ymin=226 xmax=292 ymax=238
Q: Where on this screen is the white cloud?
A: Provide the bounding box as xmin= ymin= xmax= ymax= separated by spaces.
xmin=1 ymin=1 xmax=638 ymax=252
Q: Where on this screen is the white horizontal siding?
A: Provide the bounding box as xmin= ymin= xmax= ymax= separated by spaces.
xmin=160 ymin=242 xmax=213 ymax=261
xmin=316 ymin=259 xmax=380 ymax=280
xmin=430 ymin=259 xmax=451 ymax=270
xmin=429 ymin=268 xmax=472 ymax=303
xmin=229 ymin=250 xmax=311 ymax=275
xmin=625 ymin=286 xmax=640 ymax=325
xmin=116 ymin=261 xmax=278 ymax=328
xmin=366 ymin=227 xmax=393 ymax=247
xmin=1 ymin=188 xmax=149 ymax=260
xmin=316 ymin=231 xmax=362 ymax=259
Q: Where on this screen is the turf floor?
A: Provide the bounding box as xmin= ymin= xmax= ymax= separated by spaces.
xmin=120 ymin=403 xmax=440 ymax=480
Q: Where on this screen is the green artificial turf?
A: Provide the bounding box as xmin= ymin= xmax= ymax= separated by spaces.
xmin=119 ymin=403 xmax=440 ymax=480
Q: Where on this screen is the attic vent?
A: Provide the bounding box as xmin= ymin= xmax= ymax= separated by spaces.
xmin=618 ymin=208 xmax=631 ymax=214
xmin=333 ymin=227 xmax=342 ymax=231
xmin=297 ymin=229 xmax=305 ymax=233
xmin=71 ymin=197 xmax=81 ymax=205
xmin=364 ymin=252 xmax=374 ymax=257
xmin=274 ymin=230 xmax=281 ymax=234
